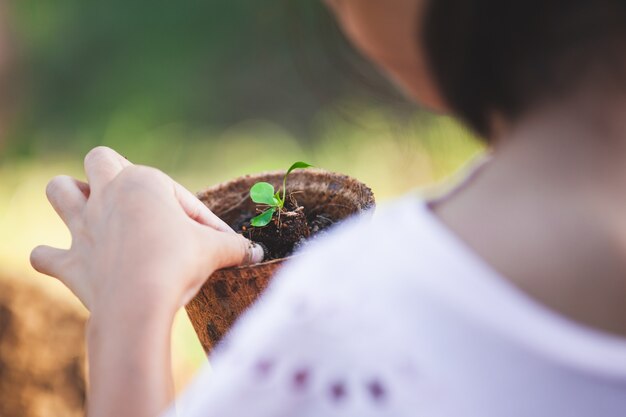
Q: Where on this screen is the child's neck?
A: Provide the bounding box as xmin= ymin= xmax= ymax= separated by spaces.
xmin=434 ymin=91 xmax=626 ymax=337
xmin=498 ymin=92 xmax=626 ymax=204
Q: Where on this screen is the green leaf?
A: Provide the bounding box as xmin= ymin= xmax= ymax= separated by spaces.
xmin=286 ymin=161 xmax=313 ymax=177
xmin=282 ymin=161 xmax=313 ymax=203
xmin=250 ymin=207 xmax=276 ymax=227
xmin=250 ymin=182 xmax=277 ymax=205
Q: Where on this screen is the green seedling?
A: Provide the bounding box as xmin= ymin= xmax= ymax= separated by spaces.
xmin=249 ymin=161 xmax=313 ymax=227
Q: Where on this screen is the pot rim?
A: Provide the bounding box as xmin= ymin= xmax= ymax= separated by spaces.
xmin=220 ymin=253 xmax=300 ymax=272
xmin=197 ymin=168 xmax=374 ymax=271
xmin=197 ymin=168 xmax=356 ymax=191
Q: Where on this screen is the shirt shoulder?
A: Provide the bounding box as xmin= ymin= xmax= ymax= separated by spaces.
xmin=170 ymin=193 xmax=626 ymax=417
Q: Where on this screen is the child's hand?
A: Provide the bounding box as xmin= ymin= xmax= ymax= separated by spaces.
xmin=30 ymin=146 xmax=263 ymax=316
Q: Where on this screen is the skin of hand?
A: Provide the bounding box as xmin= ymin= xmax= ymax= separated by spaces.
xmin=30 ymin=146 xmax=263 ymax=417
xmin=31 ymin=146 xmax=262 ymax=314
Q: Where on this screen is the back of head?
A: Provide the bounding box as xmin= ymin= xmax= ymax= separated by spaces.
xmin=423 ymin=0 xmax=626 ymax=138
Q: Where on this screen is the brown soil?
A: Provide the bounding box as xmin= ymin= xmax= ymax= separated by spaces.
xmin=235 ymin=194 xmax=335 ymax=260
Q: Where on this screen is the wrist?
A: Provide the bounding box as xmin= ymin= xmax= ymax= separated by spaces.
xmin=88 ymin=292 xmax=176 ymax=340
xmin=93 ymin=275 xmax=181 ymax=316
xmin=86 ymin=291 xmax=176 ymax=417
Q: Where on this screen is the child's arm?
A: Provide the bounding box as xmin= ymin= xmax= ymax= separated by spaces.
xmin=30 ymin=146 xmax=263 ymax=417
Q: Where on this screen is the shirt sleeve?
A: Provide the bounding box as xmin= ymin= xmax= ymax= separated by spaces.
xmin=163 ymin=214 xmax=425 ymax=417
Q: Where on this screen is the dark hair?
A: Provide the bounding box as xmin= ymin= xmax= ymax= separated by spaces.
xmin=423 ymin=0 xmax=626 ymax=138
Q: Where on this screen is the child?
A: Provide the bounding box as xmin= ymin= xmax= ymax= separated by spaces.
xmin=31 ymin=1 xmax=626 ymax=416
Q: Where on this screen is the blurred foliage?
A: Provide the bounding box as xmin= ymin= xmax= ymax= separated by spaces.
xmin=5 ymin=0 xmax=410 ymax=158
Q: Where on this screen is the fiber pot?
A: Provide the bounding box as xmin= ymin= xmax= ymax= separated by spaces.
xmin=185 ymin=169 xmax=375 ymax=353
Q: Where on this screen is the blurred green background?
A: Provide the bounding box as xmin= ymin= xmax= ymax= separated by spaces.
xmin=0 ymin=1 xmax=483 ymax=414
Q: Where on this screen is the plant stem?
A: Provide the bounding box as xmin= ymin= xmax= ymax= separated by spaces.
xmin=281 ymin=172 xmax=287 ymax=209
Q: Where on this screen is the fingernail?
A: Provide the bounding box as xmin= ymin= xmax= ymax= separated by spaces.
xmin=249 ymin=243 xmax=265 ymax=264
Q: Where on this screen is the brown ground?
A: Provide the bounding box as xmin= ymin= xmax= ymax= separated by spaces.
xmin=0 ymin=275 xmax=87 ymax=417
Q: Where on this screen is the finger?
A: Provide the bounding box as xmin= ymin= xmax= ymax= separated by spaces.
xmin=203 ymin=230 xmax=265 ymax=270
xmin=84 ymin=146 xmax=132 ymax=193
xmin=46 ymin=175 xmax=88 ymax=230
xmin=75 ymin=178 xmax=91 ymax=198
xmin=174 ymin=182 xmax=234 ymax=233
xmin=30 ymin=245 xmax=70 ymax=280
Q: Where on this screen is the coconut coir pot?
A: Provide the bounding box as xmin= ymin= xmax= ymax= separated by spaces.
xmin=185 ymin=169 xmax=375 ymax=353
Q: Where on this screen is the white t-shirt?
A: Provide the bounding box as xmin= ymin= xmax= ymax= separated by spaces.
xmin=166 ymin=194 xmax=626 ymax=417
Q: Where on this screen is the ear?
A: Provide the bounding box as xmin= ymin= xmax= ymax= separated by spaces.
xmin=327 ymin=0 xmax=450 ymax=113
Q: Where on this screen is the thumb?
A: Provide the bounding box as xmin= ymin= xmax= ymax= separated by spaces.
xmin=201 ymin=228 xmax=265 ymax=271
